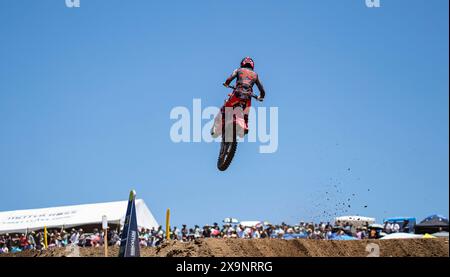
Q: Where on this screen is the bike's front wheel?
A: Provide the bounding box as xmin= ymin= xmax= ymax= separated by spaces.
xmin=217 ymin=140 xmax=237 ymax=171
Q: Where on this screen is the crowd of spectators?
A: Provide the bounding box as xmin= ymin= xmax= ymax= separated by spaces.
xmin=0 ymin=227 xmax=121 ymax=254
xmin=0 ymin=220 xmax=404 ymax=254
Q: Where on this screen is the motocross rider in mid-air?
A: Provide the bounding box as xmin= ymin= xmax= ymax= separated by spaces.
xmin=212 ymin=57 xmax=266 ymax=137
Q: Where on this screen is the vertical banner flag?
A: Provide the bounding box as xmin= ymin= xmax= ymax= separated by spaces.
xmin=166 ymin=208 xmax=170 ymax=240
xmin=118 ymin=190 xmax=140 ymax=257
xmin=44 ymin=226 xmax=48 ymax=249
xmin=102 ymin=215 xmax=108 ymax=257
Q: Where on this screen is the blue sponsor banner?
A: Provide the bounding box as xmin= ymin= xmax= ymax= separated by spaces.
xmin=119 ymin=190 xmax=140 ymax=257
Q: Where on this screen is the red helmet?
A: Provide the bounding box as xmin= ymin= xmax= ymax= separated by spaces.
xmin=240 ymin=57 xmax=254 ymax=69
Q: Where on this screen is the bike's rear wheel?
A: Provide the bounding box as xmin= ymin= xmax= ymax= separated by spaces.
xmin=217 ymin=140 xmax=237 ymax=171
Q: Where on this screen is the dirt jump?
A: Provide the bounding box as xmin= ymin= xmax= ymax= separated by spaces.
xmin=3 ymin=238 xmax=448 ymax=257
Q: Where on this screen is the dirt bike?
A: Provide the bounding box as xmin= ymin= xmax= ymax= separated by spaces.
xmin=211 ymin=85 xmax=261 ymax=171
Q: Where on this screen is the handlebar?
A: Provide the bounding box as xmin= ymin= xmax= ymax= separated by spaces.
xmin=225 ymin=85 xmax=259 ymax=100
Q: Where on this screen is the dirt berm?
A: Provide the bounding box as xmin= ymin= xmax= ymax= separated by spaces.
xmin=3 ymin=238 xmax=448 ymax=257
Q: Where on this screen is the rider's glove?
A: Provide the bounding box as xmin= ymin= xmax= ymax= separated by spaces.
xmin=257 ymin=96 xmax=264 ymax=102
xmin=223 ymin=82 xmax=229 ymax=88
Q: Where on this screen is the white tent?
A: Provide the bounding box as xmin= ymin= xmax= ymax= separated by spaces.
xmin=0 ymin=199 xmax=159 ymax=234
xmin=431 ymin=231 xmax=449 ymax=238
xmin=240 ymin=221 xmax=263 ymax=227
xmin=380 ymin=233 xmax=422 ymax=240
xmin=335 ymin=215 xmax=375 ymax=226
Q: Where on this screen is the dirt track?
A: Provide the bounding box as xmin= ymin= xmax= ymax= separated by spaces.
xmin=3 ymin=238 xmax=448 ymax=257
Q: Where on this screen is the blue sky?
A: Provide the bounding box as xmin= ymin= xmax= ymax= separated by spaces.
xmin=0 ymin=0 xmax=448 ymax=227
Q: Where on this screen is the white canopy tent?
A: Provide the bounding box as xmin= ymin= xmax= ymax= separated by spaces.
xmin=240 ymin=221 xmax=263 ymax=227
xmin=380 ymin=233 xmax=422 ymax=240
xmin=335 ymin=216 xmax=376 ymax=226
xmin=0 ymin=199 xmax=159 ymax=234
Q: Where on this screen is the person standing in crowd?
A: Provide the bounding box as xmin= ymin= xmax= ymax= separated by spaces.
xmin=56 ymin=233 xmax=64 ymax=247
xmin=35 ymin=232 xmax=44 ymax=250
xmin=27 ymin=231 xmax=36 ymax=250
xmin=157 ymin=226 xmax=164 ymax=238
xmin=369 ymin=228 xmax=381 ymax=239
xmin=0 ymin=242 xmax=8 ymax=254
xmin=392 ymin=222 xmax=400 ymax=233
xmin=194 ymin=225 xmax=201 ymax=239
xmin=155 ymin=226 xmax=162 ymax=237
xmin=181 ymin=224 xmax=188 ymax=241
xmin=210 ymin=227 xmax=220 ymax=238
xmin=403 ymin=220 xmax=410 ymax=233
xmin=172 ymin=226 xmax=180 ymax=240
xmin=77 ymin=228 xmax=86 ymax=247
xmin=260 ymin=227 xmax=268 ymax=238
xmin=237 ymin=225 xmax=245 ymax=238
xmin=61 ymin=230 xmax=69 ymax=246
xmin=152 ymin=226 xmax=164 ymax=246
xmin=70 ymin=228 xmax=79 ymax=245
xmin=48 ymin=233 xmax=57 ymax=249
xmin=188 ymin=228 xmax=195 ymax=241
xmin=225 ymin=225 xmax=234 ymax=238
xmin=252 ymin=227 xmax=261 ymax=239
xmin=356 ymin=227 xmax=365 ymax=239
xmin=202 ymin=225 xmax=211 ymax=238
xmin=384 ymin=222 xmax=392 ymax=234
xmin=143 ymin=228 xmax=151 ymax=246
xmin=108 ymin=229 xmax=120 ymax=246
xmin=11 ymin=234 xmax=20 ymax=252
xmin=19 ymin=234 xmax=29 ymax=250
xmin=325 ymin=226 xmax=333 ymax=240
xmin=90 ymin=228 xmax=101 ymax=247
xmin=212 ymin=222 xmax=220 ymax=232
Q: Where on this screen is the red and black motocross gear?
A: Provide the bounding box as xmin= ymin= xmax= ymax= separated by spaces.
xmin=224 ymin=67 xmax=266 ymax=99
